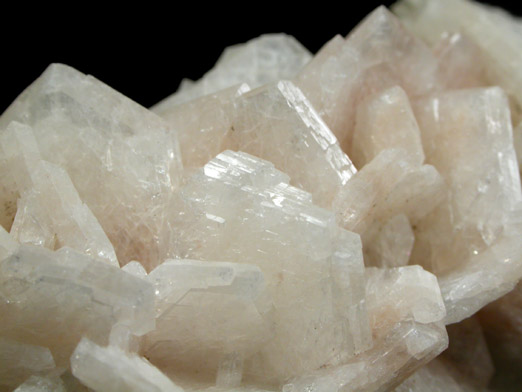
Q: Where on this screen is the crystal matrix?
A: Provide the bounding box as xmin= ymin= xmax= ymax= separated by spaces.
xmin=2 ymin=2 xmax=522 ymax=391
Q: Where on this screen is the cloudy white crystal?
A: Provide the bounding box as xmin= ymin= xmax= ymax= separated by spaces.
xmin=154 ymin=34 xmax=312 ymax=107
xmin=71 ymin=338 xmax=183 ymax=392
xmin=0 ymin=245 xmax=155 ymax=366
xmin=0 ymin=64 xmax=183 ymax=270
xmin=161 ymin=150 xmax=369 ymax=386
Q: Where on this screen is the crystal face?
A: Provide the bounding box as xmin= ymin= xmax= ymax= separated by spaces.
xmin=1 ymin=2 xmax=522 ymax=391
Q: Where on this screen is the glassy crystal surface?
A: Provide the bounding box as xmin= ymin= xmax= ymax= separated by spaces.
xmin=163 ymin=150 xmax=369 ymax=385
xmin=0 ymin=245 xmax=155 ymax=366
xmin=13 ymin=376 xmax=66 ymax=392
xmin=71 ymin=338 xmax=183 ymax=392
xmin=0 ymin=64 xmax=183 ymax=270
xmin=412 ymin=87 xmax=522 ymax=323
xmin=283 ymin=266 xmax=448 ymax=392
xmin=0 ymin=338 xmax=55 ymax=388
xmin=154 ymin=34 xmax=312 ymax=107
xmin=296 ymin=6 xmax=438 ymax=152
xmin=1 ymin=2 xmax=522 ymax=389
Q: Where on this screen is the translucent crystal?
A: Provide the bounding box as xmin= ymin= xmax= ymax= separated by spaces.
xmin=432 ymin=32 xmax=487 ymax=89
xmin=71 ymin=338 xmax=183 ymax=392
xmin=0 ymin=224 xmax=17 ymax=260
xmin=121 ymin=260 xmax=148 ymax=278
xmin=227 ymin=80 xmax=356 ymax=207
xmin=0 ymin=245 xmax=155 ymax=366
xmin=155 ymin=80 xmax=356 ymax=208
xmin=155 ymin=34 xmax=312 ymax=107
xmin=153 ymin=84 xmax=250 ymax=169
xmin=13 ymin=376 xmax=66 ymax=392
xmin=0 ymin=338 xmax=55 ymax=388
xmin=351 ymin=85 xmax=425 ymax=169
xmin=144 ymin=259 xmax=268 ymax=379
xmin=163 ymin=150 xmax=369 ymax=385
xmin=11 ymin=160 xmax=118 ymax=266
xmin=333 ymin=148 xmax=445 ymax=264
xmin=412 ymin=87 xmax=522 ymax=322
xmin=394 ymin=0 xmax=522 ymax=120
xmin=364 ymin=214 xmax=415 ymax=268
xmin=0 ymin=64 xmax=183 ymax=269
xmin=283 ymin=266 xmax=448 ymax=392
xmin=296 ymin=6 xmax=438 ymax=152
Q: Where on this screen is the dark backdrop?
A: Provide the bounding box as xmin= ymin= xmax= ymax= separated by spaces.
xmin=2 ymin=1 xmax=521 ymax=113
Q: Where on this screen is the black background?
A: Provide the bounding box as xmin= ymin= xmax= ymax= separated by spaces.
xmin=2 ymin=1 xmax=521 ymax=113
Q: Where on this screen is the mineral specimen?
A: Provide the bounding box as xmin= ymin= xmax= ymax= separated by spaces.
xmin=1 ymin=1 xmax=522 ymax=391
xmin=0 ymin=64 xmax=183 ymax=270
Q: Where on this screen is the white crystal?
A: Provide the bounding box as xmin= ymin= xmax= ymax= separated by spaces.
xmin=432 ymin=32 xmax=487 ymax=90
xmin=13 ymin=376 xmax=66 ymax=392
xmin=162 ymin=150 xmax=369 ymax=385
xmin=0 ymin=337 xmax=56 ymax=388
xmin=333 ymin=149 xmax=445 ymax=255
xmin=121 ymin=260 xmax=148 ymax=278
xmin=0 ymin=223 xmax=17 ymax=261
xmin=296 ymin=6 xmax=438 ymax=152
xmin=144 ymin=259 xmax=268 ymax=377
xmin=411 ymin=87 xmax=522 ymax=322
xmin=153 ymin=84 xmax=250 ymax=169
xmin=71 ymin=337 xmax=183 ymax=392
xmin=0 ymin=245 xmax=155 ymax=366
xmin=394 ymin=0 xmax=522 ymax=121
xmin=364 ymin=214 xmax=415 ymax=267
xmin=155 ymin=34 xmax=312 ymax=107
xmin=215 ymin=352 xmax=244 ymax=388
xmin=227 ymin=80 xmax=356 ymax=207
xmin=155 ymin=80 xmax=356 ymax=209
xmin=351 ymin=85 xmax=425 ymax=169
xmin=283 ymin=266 xmax=447 ymax=392
xmin=11 ymin=159 xmax=118 ymax=266
xmin=0 ymin=64 xmax=183 ymax=270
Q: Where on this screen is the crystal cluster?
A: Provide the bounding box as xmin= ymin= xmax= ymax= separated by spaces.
xmin=1 ymin=0 xmax=522 ymax=391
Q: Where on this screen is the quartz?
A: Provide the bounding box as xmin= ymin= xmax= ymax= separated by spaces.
xmin=154 ymin=34 xmax=312 ymax=107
